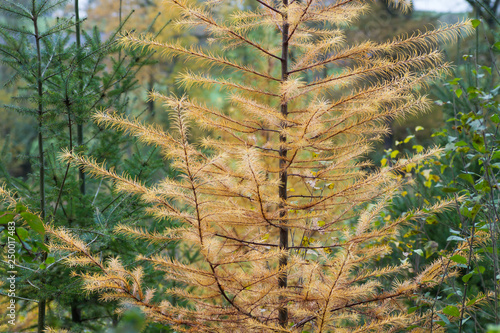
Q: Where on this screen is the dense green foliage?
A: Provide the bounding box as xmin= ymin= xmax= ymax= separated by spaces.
xmin=377 ymin=16 xmax=500 ymax=333
xmin=0 ymin=0 xmax=180 ymax=331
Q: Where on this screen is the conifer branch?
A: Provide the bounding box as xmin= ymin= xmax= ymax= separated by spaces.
xmin=171 ymin=0 xmax=282 ymax=61
xmin=120 ymin=33 xmax=280 ymax=81
xmin=179 ymin=71 xmax=279 ymax=97
xmin=286 ymin=0 xmax=314 ymax=43
xmin=302 ymin=50 xmax=443 ymax=90
xmin=255 ymin=0 xmax=282 ymax=15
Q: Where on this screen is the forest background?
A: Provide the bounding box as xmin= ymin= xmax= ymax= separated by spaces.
xmin=0 ymin=0 xmax=499 ymax=332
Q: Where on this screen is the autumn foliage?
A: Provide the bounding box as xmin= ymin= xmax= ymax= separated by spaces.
xmin=46 ymin=0 xmax=474 ymax=331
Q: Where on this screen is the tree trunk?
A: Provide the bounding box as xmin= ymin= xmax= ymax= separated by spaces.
xmin=33 ymin=1 xmax=46 ymax=330
xmin=278 ymin=0 xmax=289 ymax=328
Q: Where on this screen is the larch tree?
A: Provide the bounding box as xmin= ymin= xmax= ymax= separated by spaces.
xmin=47 ymin=0 xmax=474 ymax=331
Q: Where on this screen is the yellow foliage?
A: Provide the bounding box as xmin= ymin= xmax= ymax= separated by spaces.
xmin=46 ymin=1 xmax=473 ymax=332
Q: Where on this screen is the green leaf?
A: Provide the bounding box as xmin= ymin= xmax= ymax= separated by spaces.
xmin=462 ymin=272 xmax=473 ymax=283
xmin=475 ymin=266 xmax=486 ymax=274
xmin=20 ymin=254 xmax=34 ymax=263
xmin=16 ymin=227 xmax=29 ymax=241
xmin=437 ymin=313 xmax=451 ymax=325
xmin=38 ymin=242 xmax=49 ymax=252
xmin=472 ymin=134 xmax=486 ymax=153
xmin=459 ymin=173 xmax=474 ymax=185
xmin=467 ymin=296 xmax=479 ymax=306
xmin=442 ymin=187 xmax=459 ymax=193
xmin=415 ymin=126 xmax=424 ymax=131
xmin=474 ymin=179 xmax=491 ymax=192
xmin=491 ymin=114 xmax=500 ymax=124
xmin=450 ymin=254 xmax=467 ymax=265
xmin=470 ymin=204 xmax=481 ymax=219
xmin=414 ymin=249 xmax=423 ymax=256
xmin=426 ymin=216 xmax=438 ymax=225
xmin=15 ymin=203 xmax=27 ymax=214
xmin=471 ymin=19 xmax=481 ymax=28
xmin=413 ymin=145 xmax=424 ymax=153
xmin=404 ymin=135 xmax=414 ymax=143
xmin=447 ymin=235 xmax=465 ymax=242
xmin=481 ymin=66 xmax=492 ymax=75
xmin=20 ymin=212 xmax=45 ymax=235
xmin=467 ymin=86 xmax=481 ymax=99
xmin=455 ymin=89 xmax=463 ymax=98
xmin=45 ymin=256 xmax=55 ymax=265
xmin=408 ymin=305 xmax=421 ymax=314
xmin=390 ymin=150 xmax=399 ymax=159
xmin=0 ymin=212 xmax=15 ymax=224
xmin=443 ymin=305 xmax=460 ymax=317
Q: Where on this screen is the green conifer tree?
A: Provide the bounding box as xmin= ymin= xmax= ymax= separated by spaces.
xmin=0 ymin=0 xmax=169 ymax=331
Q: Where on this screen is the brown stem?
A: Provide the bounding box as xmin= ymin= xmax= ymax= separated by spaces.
xmin=75 ymin=0 xmax=86 ymax=324
xmin=32 ymin=2 xmax=47 ymax=330
xmin=75 ymin=0 xmax=85 ymax=195
xmin=256 ymin=0 xmax=282 ymax=14
xmin=278 ymin=0 xmax=289 ymax=328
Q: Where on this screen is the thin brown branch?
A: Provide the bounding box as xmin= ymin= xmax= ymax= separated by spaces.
xmin=256 ymin=0 xmax=282 ymax=15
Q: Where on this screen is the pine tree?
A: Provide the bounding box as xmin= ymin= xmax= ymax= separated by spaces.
xmin=48 ymin=0 xmax=473 ymax=331
xmin=0 ymin=0 xmax=165 ymax=331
